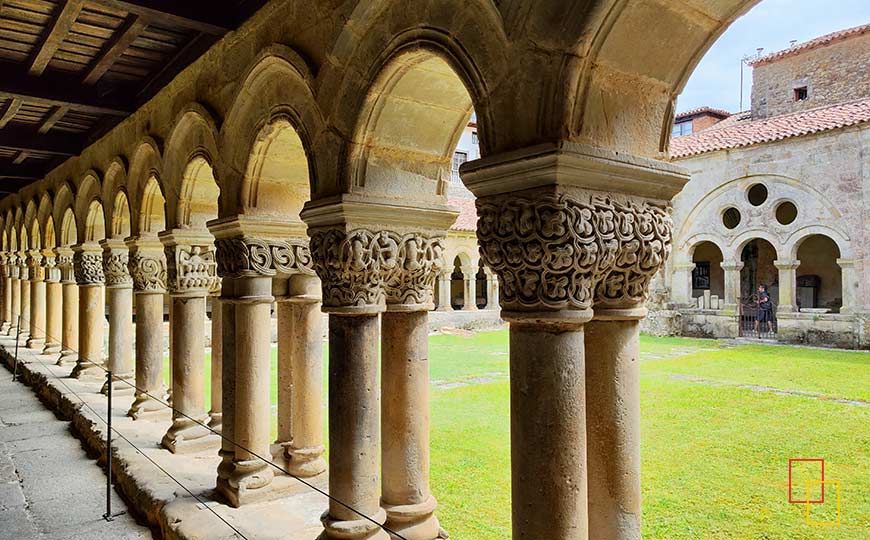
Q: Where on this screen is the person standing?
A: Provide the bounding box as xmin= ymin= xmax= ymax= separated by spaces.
xmin=754 ymin=284 xmax=774 ymax=336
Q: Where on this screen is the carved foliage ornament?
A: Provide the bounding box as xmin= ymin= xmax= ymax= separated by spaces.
xmin=475 ymin=192 xmax=672 ymax=311
xmin=128 ymin=252 xmax=167 ymax=292
xmin=73 ymin=251 xmax=105 ymax=285
xmin=103 ymin=251 xmax=132 ymax=287
xmin=309 ymin=229 xmax=446 ymax=308
xmin=165 ymin=244 xmax=218 ymax=294
xmin=27 ymin=253 xmax=45 ymax=281
xmin=215 ymin=237 xmax=315 ymax=279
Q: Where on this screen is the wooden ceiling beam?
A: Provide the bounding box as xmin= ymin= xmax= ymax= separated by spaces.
xmin=83 ymin=14 xmax=149 ymax=85
xmin=0 ymin=129 xmax=80 ymax=156
xmin=92 ymin=1 xmax=233 ymax=35
xmin=0 ymin=60 xmax=133 ymax=116
xmin=38 ymin=105 xmax=70 ymax=134
xmin=0 ymin=98 xmax=22 ymax=129
xmin=29 ymin=0 xmax=84 ymax=76
xmin=0 ymin=163 xmax=45 ymax=182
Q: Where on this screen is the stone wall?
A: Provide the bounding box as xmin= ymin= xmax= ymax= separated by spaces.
xmin=751 ymin=31 xmax=870 ymax=119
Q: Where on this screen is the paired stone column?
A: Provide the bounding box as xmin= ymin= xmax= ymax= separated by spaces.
xmin=276 ymin=274 xmax=326 ymax=477
xmin=836 ymin=258 xmax=855 ymax=314
xmin=380 ymin=232 xmax=447 ymax=540
xmin=774 ymin=259 xmax=800 ymax=313
xmin=485 ymin=269 xmax=499 ymax=310
xmin=462 ymin=142 xmax=685 ymax=540
xmin=70 ymin=243 xmax=106 ymax=379
xmin=435 ymin=272 xmax=452 ymax=311
xmin=160 ymin=231 xmax=220 ymax=453
xmin=304 ymin=199 xmax=456 ymax=540
xmin=42 ymin=250 xmax=62 ymax=354
xmin=56 ymin=249 xmax=79 ymax=366
xmin=127 ymin=237 xmax=169 ymax=420
xmin=212 ymin=227 xmax=319 ymax=506
xmin=19 ymin=254 xmax=30 ymax=339
xmin=209 ymin=292 xmax=223 ymax=431
xmin=721 ymin=261 xmax=744 ymax=313
xmin=8 ymin=255 xmax=21 ymax=336
xmin=461 ymin=268 xmax=477 ymax=310
xmin=0 ymin=253 xmax=11 ymax=333
xmin=26 ymin=251 xmax=46 ymax=350
xmin=101 ymin=239 xmax=134 ymax=394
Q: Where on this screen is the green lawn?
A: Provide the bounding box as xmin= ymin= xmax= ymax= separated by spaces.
xmin=166 ymin=331 xmax=870 ymax=539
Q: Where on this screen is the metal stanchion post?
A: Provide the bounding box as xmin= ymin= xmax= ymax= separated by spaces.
xmin=103 ymin=369 xmax=125 ymax=521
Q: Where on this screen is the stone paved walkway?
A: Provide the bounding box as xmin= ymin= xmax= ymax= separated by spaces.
xmin=0 ymin=366 xmax=153 ymax=540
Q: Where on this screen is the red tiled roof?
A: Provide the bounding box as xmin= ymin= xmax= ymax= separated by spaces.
xmin=449 ymin=198 xmax=477 ymax=231
xmin=670 ymin=98 xmax=870 ymax=158
xmin=675 ymin=106 xmax=731 ymax=120
xmin=748 ymin=22 xmax=870 ymax=67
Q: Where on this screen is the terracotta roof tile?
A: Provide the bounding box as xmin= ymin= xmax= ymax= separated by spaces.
xmin=748 ymin=22 xmax=870 ymax=67
xmin=670 ymin=98 xmax=870 ymax=158
xmin=675 ymin=106 xmax=731 ymax=120
xmin=448 ymin=197 xmax=477 ymax=231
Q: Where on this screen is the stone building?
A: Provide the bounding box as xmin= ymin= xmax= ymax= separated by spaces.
xmin=658 ymin=23 xmax=870 ymax=348
xmin=0 ymin=1 xmax=817 ymax=540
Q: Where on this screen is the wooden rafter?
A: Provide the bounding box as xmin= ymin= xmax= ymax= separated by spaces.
xmin=83 ymin=15 xmax=149 ymax=85
xmin=12 ymin=151 xmax=29 ymax=165
xmin=29 ymin=0 xmax=85 ymax=77
xmin=0 ymin=163 xmax=44 ymax=182
xmin=0 ymin=129 xmax=80 ymax=156
xmin=92 ymin=1 xmax=233 ymax=35
xmin=0 ymin=98 xmax=22 ymax=129
xmin=38 ymin=105 xmax=70 ymax=134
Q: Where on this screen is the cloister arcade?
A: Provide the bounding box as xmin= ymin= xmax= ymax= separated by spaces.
xmin=0 ymin=1 xmax=784 ymax=539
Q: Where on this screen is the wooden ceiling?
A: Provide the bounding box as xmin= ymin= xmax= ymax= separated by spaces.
xmin=0 ymin=0 xmax=264 ymax=193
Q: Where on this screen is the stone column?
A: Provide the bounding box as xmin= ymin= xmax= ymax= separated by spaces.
xmin=381 ymin=234 xmax=446 ymax=540
xmin=42 ymin=251 xmax=62 ymax=354
xmin=71 ymin=243 xmax=106 ymax=379
xmin=435 ymin=272 xmax=452 ymax=311
xmin=774 ymin=259 xmax=800 ymax=313
xmin=216 ymin=276 xmax=237 ymax=499
xmin=6 ymin=255 xmax=20 ymax=336
xmin=101 ymin=239 xmax=134 ymax=394
xmin=127 ymin=238 xmax=169 ymax=420
xmin=720 ymin=261 xmax=744 ymax=313
xmin=56 ymin=250 xmax=78 ymax=366
xmin=0 ymin=254 xmax=12 ymax=333
xmin=19 ymin=255 xmax=30 ymax=339
xmin=461 ymin=268 xmax=477 ymax=310
xmin=209 ymin=292 xmax=223 ymax=431
xmin=836 ymin=258 xmax=855 ymax=314
xmin=26 ymin=251 xmax=46 ymax=349
xmin=670 ymin=262 xmax=695 ymax=307
xmin=160 ymin=231 xmax=220 ymax=453
xmin=276 ymin=274 xmax=326 ymax=477
xmin=585 ymin=306 xmax=645 ymax=540
xmin=211 ymin=229 xmax=319 ymax=506
xmin=462 ymin=142 xmax=685 ymax=540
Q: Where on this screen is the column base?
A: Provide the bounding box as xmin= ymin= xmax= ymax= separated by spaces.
xmin=208 ymin=410 xmax=222 ymax=433
xmin=25 ymin=337 xmax=44 ymax=350
xmin=320 ymin=507 xmax=390 ymax=540
xmin=383 ymin=495 xmax=446 ymax=540
xmin=0 ymin=322 xmax=10 ymax=333
xmin=216 ymin=458 xmax=275 ymax=507
xmin=161 ymin=417 xmax=220 ymax=454
xmin=56 ymin=350 xmax=78 ymax=367
xmin=284 ymin=444 xmax=327 ymax=477
xmin=434 ymin=306 xmax=453 ymax=312
xmin=42 ymin=342 xmax=61 ymax=354
xmin=128 ymin=393 xmax=172 ymax=421
xmin=101 ymin=374 xmax=135 ymax=396
xmin=461 ymin=305 xmax=478 ymax=311
xmin=70 ymin=361 xmax=105 ymax=379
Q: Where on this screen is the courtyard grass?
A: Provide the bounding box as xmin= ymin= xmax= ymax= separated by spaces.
xmin=166 ymin=332 xmax=869 ymax=539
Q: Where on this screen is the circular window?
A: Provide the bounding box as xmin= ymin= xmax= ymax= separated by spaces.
xmin=747 ymin=183 xmax=768 ymax=206
xmin=722 ymin=207 xmax=741 ymax=229
xmin=776 ymin=201 xmax=798 ymax=225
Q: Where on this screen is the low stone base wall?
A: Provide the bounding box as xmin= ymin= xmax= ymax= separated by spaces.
xmin=679 ymin=309 xmax=739 ymax=339
xmin=640 ymin=309 xmax=682 ymax=336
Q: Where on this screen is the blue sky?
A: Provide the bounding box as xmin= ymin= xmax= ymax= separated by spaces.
xmin=677 ymin=0 xmax=870 ymax=114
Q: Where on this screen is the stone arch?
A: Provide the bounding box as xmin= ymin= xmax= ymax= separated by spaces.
xmin=739 ymin=237 xmax=778 ymax=303
xmin=74 ymin=170 xmax=103 ymax=243
xmin=679 ymin=233 xmax=727 ymax=264
xmin=731 ymin=231 xmax=781 ymax=262
xmin=126 ymin=138 xmax=164 ymax=234
xmin=23 ymin=199 xmax=39 ymax=250
xmin=218 ymin=46 xmax=322 ymax=215
xmin=101 ymin=157 xmax=129 ymax=239
xmin=162 ymin=106 xmax=218 ymax=227
xmin=690 ymin=240 xmax=724 ymax=300
xmin=59 ymin=207 xmax=77 ymax=247
xmin=176 ymin=156 xmax=218 ymax=229
xmin=569 ymin=0 xmax=760 ymax=156
xmin=793 ymin=233 xmax=843 ymax=311
xmin=110 ymin=190 xmax=132 ymax=239
xmin=138 ymin=175 xmax=167 ymax=235
xmin=36 ymin=193 xmax=56 ymax=248
xmin=785 ymin=226 xmax=852 ymax=260
xmin=52 ymin=181 xmax=76 ymax=246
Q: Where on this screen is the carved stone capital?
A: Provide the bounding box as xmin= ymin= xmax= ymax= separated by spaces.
xmin=26 ymin=251 xmax=45 ymax=281
xmin=215 ymin=236 xmax=315 ymax=279
xmin=309 ymin=228 xmax=385 ymax=311
xmin=41 ymin=250 xmax=59 ymax=282
xmin=102 ymin=248 xmax=132 ymax=288
xmin=126 ymin=238 xmax=167 ymax=293
xmin=73 ymin=246 xmax=105 ymax=285
xmin=382 ymin=233 xmax=446 ymax=310
xmin=476 ymin=190 xmax=672 ymax=313
xmin=55 ymin=248 xmax=75 ymax=283
xmin=164 ymin=244 xmax=218 ymax=296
